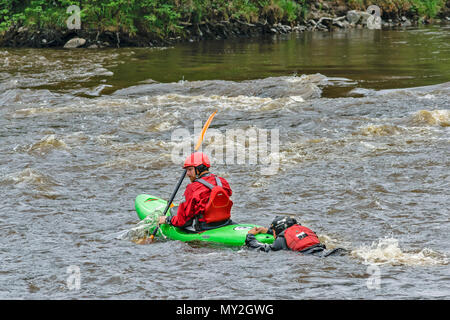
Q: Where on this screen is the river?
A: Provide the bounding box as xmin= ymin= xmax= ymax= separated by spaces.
xmin=0 ymin=25 xmax=449 ymax=299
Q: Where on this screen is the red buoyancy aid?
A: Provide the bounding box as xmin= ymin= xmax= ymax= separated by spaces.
xmin=195 ymin=176 xmax=233 ymax=223
xmin=284 ymin=225 xmax=321 ymax=252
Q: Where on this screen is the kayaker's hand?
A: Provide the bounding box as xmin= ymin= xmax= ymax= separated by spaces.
xmin=258 ymin=227 xmax=269 ymax=234
xmin=158 ymin=216 xmax=167 ymax=224
xmin=248 ymin=227 xmax=268 ymax=235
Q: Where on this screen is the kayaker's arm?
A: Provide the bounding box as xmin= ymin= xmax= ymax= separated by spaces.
xmin=245 ymin=233 xmax=271 ymax=252
xmin=245 ymin=233 xmax=287 ymax=252
xmin=168 ymin=186 xmax=198 ymax=227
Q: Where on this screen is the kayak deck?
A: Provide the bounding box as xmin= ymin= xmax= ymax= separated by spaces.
xmin=135 ymin=194 xmax=274 ymax=246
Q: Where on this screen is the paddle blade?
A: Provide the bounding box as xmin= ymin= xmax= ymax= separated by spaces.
xmin=194 ymin=110 xmax=217 ymax=151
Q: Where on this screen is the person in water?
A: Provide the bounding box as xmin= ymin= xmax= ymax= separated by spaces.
xmin=158 ymin=152 xmax=233 ymax=231
xmin=245 ymin=216 xmax=348 ymax=257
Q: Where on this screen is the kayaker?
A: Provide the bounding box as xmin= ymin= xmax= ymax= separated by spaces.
xmin=245 ymin=216 xmax=348 ymax=257
xmin=158 ymin=152 xmax=233 ymax=231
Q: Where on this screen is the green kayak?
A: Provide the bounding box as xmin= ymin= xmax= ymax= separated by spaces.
xmin=135 ymin=194 xmax=274 ymax=246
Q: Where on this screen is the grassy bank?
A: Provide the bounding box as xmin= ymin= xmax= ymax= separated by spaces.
xmin=0 ymin=0 xmax=309 ymax=38
xmin=346 ymin=0 xmax=447 ymax=20
xmin=0 ymin=0 xmax=448 ymax=44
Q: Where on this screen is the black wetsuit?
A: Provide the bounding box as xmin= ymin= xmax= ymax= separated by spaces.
xmin=245 ymin=230 xmax=348 ymax=257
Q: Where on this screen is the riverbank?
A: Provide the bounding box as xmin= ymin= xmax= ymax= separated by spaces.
xmin=1 ymin=0 xmax=450 ymax=48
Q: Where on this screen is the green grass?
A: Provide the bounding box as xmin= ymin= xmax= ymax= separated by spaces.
xmin=346 ymin=0 xmax=446 ymax=19
xmin=0 ymin=0 xmax=308 ymax=35
xmin=410 ymin=0 xmax=445 ymax=18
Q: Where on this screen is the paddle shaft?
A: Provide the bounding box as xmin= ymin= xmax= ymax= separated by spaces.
xmin=149 ymin=169 xmax=186 ymax=240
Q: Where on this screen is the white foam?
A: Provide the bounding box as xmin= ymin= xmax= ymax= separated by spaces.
xmin=351 ymin=237 xmax=448 ymax=266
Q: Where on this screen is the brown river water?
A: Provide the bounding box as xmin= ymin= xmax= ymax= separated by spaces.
xmin=0 ymin=25 xmax=449 ymax=299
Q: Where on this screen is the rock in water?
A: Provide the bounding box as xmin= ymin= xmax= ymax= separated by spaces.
xmin=401 ymin=16 xmax=412 ymax=27
xmin=63 ymin=37 xmax=86 ymax=48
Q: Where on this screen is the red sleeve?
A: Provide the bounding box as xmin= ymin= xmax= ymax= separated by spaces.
xmin=170 ymin=184 xmax=196 ymax=227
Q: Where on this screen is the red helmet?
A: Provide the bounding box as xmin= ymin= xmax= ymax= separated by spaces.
xmin=183 ymin=152 xmax=211 ymax=169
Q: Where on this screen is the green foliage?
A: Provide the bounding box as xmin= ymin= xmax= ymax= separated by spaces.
xmin=346 ymin=0 xmax=445 ymax=19
xmin=229 ymin=0 xmax=260 ymax=22
xmin=276 ymin=0 xmax=301 ymax=22
xmin=0 ymin=0 xmax=82 ymax=31
xmin=0 ymin=0 xmax=27 ymax=30
xmin=410 ymin=0 xmax=445 ymax=18
xmin=0 ymin=0 xmax=447 ymax=36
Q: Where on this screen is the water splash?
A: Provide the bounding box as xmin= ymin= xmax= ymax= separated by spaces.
xmin=351 ymin=237 xmax=448 ymax=266
xmin=25 ymin=134 xmax=69 ymax=155
xmin=115 ymin=210 xmax=166 ymax=243
xmin=1 ymin=168 xmax=59 ymax=188
xmin=410 ymin=110 xmax=450 ymax=127
xmin=319 ymin=234 xmax=352 ymax=250
xmin=358 ymin=124 xmax=405 ymax=136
